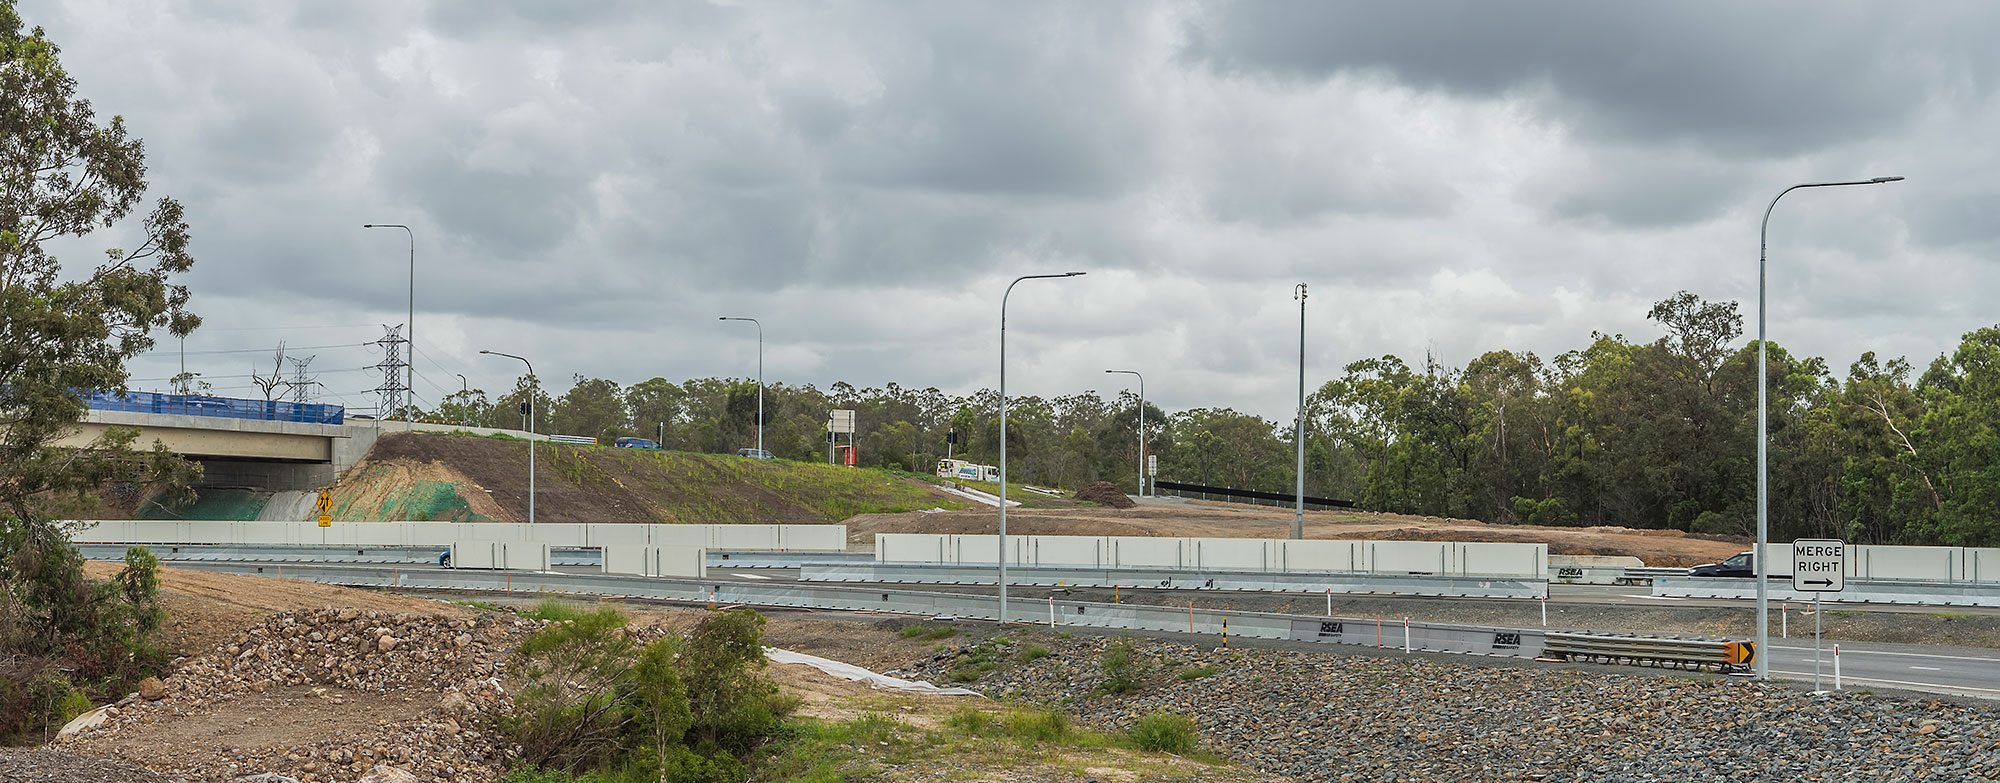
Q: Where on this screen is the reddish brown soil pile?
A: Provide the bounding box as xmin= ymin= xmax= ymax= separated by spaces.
xmin=1071 ymin=481 xmax=1136 ymax=508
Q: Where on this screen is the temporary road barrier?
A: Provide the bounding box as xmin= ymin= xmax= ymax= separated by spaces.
xmin=1655 ymin=577 xmax=2000 ymax=608
xmin=1544 ymin=632 xmax=1753 ymax=672
xmin=801 ymin=562 xmax=1548 ymax=599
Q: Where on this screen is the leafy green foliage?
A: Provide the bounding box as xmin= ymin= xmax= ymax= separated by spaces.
xmin=499 ymin=607 xmax=792 ymax=782
xmin=1128 ymin=713 xmax=1198 ymax=754
xmin=1097 ymin=639 xmax=1148 ymax=695
xmin=0 ymin=3 xmax=192 ymax=742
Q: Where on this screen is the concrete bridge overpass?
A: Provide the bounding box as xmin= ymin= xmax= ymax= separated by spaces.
xmin=59 ymin=408 xmax=380 ymax=490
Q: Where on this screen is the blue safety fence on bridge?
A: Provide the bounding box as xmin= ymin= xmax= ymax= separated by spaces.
xmin=80 ymin=389 xmax=344 ymax=425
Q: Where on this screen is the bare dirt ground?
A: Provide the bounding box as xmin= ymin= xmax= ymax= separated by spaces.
xmin=323 ymin=455 xmax=517 ymax=522
xmin=80 ymin=562 xmax=467 ymax=659
xmin=847 ymin=500 xmax=1750 ymax=567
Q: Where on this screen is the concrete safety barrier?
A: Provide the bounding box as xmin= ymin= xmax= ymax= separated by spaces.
xmin=450 ymin=541 xmax=550 ymax=571
xmin=604 ymin=545 xmax=706 ymax=578
xmin=876 ymin=533 xmax=1548 ymax=579
xmin=804 ymin=562 xmax=1548 ymax=599
xmin=1655 ymin=576 xmax=2000 ymax=608
xmin=70 ymin=520 xmax=846 ymax=552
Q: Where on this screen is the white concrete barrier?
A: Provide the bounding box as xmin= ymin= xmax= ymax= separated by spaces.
xmin=604 ymin=545 xmax=706 ymax=577
xmin=874 ymin=534 xmax=1548 ymax=579
xmin=450 ymin=541 xmax=548 ymax=570
xmin=72 ymin=521 xmax=847 ymax=552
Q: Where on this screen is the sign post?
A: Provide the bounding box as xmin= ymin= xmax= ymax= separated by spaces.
xmin=1792 ymin=538 xmax=1846 ymax=690
xmin=1146 ymin=454 xmax=1157 ymax=496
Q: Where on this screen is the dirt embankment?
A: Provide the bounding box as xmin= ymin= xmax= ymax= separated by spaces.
xmin=341 ymin=432 xmax=968 ymax=525
xmin=845 ymin=501 xmax=1750 ymax=567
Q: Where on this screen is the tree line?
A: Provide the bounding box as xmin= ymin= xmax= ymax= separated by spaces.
xmin=407 ymin=291 xmax=2000 ymax=547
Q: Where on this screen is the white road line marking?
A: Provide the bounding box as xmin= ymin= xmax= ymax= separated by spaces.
xmin=1771 ymin=645 xmax=2000 ymax=663
xmin=1910 ymin=666 xmax=1942 ymax=671
xmin=1626 ymin=595 xmax=1685 ymax=601
xmin=1770 ymin=670 xmax=2000 ymax=697
xmin=732 ymin=573 xmax=771 ymax=580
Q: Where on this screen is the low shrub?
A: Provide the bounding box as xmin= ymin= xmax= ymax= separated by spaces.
xmin=1016 ymin=645 xmax=1050 ymax=662
xmin=1128 ymin=712 xmax=1198 ymax=754
xmin=1097 ymin=639 xmax=1147 ymax=695
xmin=1177 ymin=664 xmax=1218 ymax=681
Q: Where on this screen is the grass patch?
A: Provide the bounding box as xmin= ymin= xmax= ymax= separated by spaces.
xmin=898 ymin=623 xmax=959 ymax=641
xmin=515 ymin=597 xmax=591 ymax=622
xmin=1128 ymin=713 xmax=1199 ymax=754
xmin=1178 ymin=664 xmax=1218 ymax=681
xmin=1016 ymin=645 xmax=1050 ymax=663
xmin=452 ymin=599 xmax=504 ymax=612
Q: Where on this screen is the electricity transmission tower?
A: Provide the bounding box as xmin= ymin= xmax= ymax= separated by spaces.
xmin=373 ymin=325 xmax=409 ymax=417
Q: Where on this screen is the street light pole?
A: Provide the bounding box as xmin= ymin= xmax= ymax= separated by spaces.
xmin=1105 ymin=369 xmax=1145 ymax=497
xmin=363 ymin=224 xmax=414 ymax=429
xmin=480 ymin=350 xmax=537 ymax=524
xmin=718 ymin=317 xmax=764 ymax=454
xmin=1293 ymin=283 xmax=1308 ymax=540
xmin=1754 ymin=176 xmax=1901 ymax=680
xmin=1000 ymin=272 xmax=1085 ymax=624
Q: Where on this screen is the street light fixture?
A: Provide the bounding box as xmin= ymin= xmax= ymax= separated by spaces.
xmin=1754 ymin=175 xmax=1902 ymax=680
xmin=479 ymin=349 xmax=536 ymax=524
xmin=1105 ymin=369 xmax=1145 ymax=498
xmin=718 ymin=317 xmax=764 ymax=455
xmin=999 ymin=272 xmax=1085 ymax=624
xmin=363 ymin=224 xmax=414 ymax=430
xmin=1293 ymin=283 xmax=1308 ymax=540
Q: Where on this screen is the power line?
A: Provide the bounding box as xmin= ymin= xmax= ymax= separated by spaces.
xmin=140 ymin=342 xmax=371 ymax=357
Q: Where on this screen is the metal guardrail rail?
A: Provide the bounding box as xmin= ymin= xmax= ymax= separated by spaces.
xmin=1544 ymin=631 xmax=1753 ymax=672
xmin=804 ymin=562 xmax=1549 ymax=599
xmin=165 ymin=561 xmax=1550 ymax=659
xmin=1655 ymin=576 xmax=2000 ymax=608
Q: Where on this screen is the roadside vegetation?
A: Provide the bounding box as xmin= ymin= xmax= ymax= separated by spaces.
xmin=496 ymin=606 xmax=796 ymax=783
xmin=0 ymin=1 xmax=196 ymax=747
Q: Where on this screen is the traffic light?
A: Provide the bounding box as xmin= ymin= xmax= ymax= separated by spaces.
xmin=946 ymin=430 xmax=958 ymax=445
xmin=518 ymin=401 xmax=530 ymax=416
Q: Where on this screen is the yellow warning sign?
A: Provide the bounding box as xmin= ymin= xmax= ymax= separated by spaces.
xmin=315 ymin=492 xmax=332 ymax=527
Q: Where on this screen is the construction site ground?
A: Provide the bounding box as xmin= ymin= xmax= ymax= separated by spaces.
xmin=55 ymin=566 xmax=1275 ymax=782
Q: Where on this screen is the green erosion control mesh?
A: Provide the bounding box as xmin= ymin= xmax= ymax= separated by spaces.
xmin=138 ymin=488 xmax=270 ymax=520
xmin=332 ymin=466 xmax=494 ymax=522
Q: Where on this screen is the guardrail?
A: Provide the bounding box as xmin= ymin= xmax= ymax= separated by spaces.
xmin=805 ymin=562 xmax=1548 ymax=599
xmin=1544 ymin=632 xmax=1753 ymax=672
xmin=1655 ymin=577 xmax=2000 ymax=608
xmin=158 ymin=561 xmax=1550 ymax=659
xmin=1552 ymin=565 xmax=1687 ymax=586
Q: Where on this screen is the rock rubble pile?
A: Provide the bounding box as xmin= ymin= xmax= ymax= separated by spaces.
xmin=897 ymin=636 xmax=2000 ymax=782
xmin=57 ymin=608 xmax=534 ymax=783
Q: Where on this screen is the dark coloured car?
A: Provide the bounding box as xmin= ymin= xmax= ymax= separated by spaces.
xmin=1688 ymin=551 xmax=1790 ymax=579
xmin=735 ymin=448 xmax=775 ymax=460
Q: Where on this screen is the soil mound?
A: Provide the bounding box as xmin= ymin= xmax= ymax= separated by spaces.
xmin=1072 ymin=481 xmax=1136 ymax=508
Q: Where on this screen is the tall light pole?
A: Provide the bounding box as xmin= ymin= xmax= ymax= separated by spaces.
xmin=363 ymin=224 xmax=414 ymax=429
xmin=1754 ymin=175 xmax=1902 ymax=680
xmin=1000 ymin=272 xmax=1085 ymax=623
xmin=480 ymin=350 xmax=536 ymax=524
xmin=1293 ymin=283 xmax=1308 ymax=540
xmin=718 ymin=317 xmax=764 ymax=454
xmin=1105 ymin=369 xmax=1145 ymax=497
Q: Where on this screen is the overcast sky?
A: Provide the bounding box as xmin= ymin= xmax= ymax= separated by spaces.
xmin=37 ymin=1 xmax=2000 ymax=421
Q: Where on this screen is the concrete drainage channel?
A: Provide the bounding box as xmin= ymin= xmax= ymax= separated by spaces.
xmin=161 ymin=560 xmax=1750 ymax=672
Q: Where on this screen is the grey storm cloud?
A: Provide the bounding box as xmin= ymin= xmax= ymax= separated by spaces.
xmin=30 ymin=1 xmax=2000 ymax=419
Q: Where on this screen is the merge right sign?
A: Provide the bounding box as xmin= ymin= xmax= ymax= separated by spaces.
xmin=1792 ymin=539 xmax=1846 ymax=592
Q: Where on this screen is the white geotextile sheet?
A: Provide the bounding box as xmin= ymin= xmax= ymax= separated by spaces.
xmin=765 ymin=647 xmax=981 ymax=696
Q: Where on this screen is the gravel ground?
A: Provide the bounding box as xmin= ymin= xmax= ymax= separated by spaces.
xmin=892 ymin=634 xmax=2000 ymax=782
xmin=0 ymin=748 xmax=172 ymax=782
